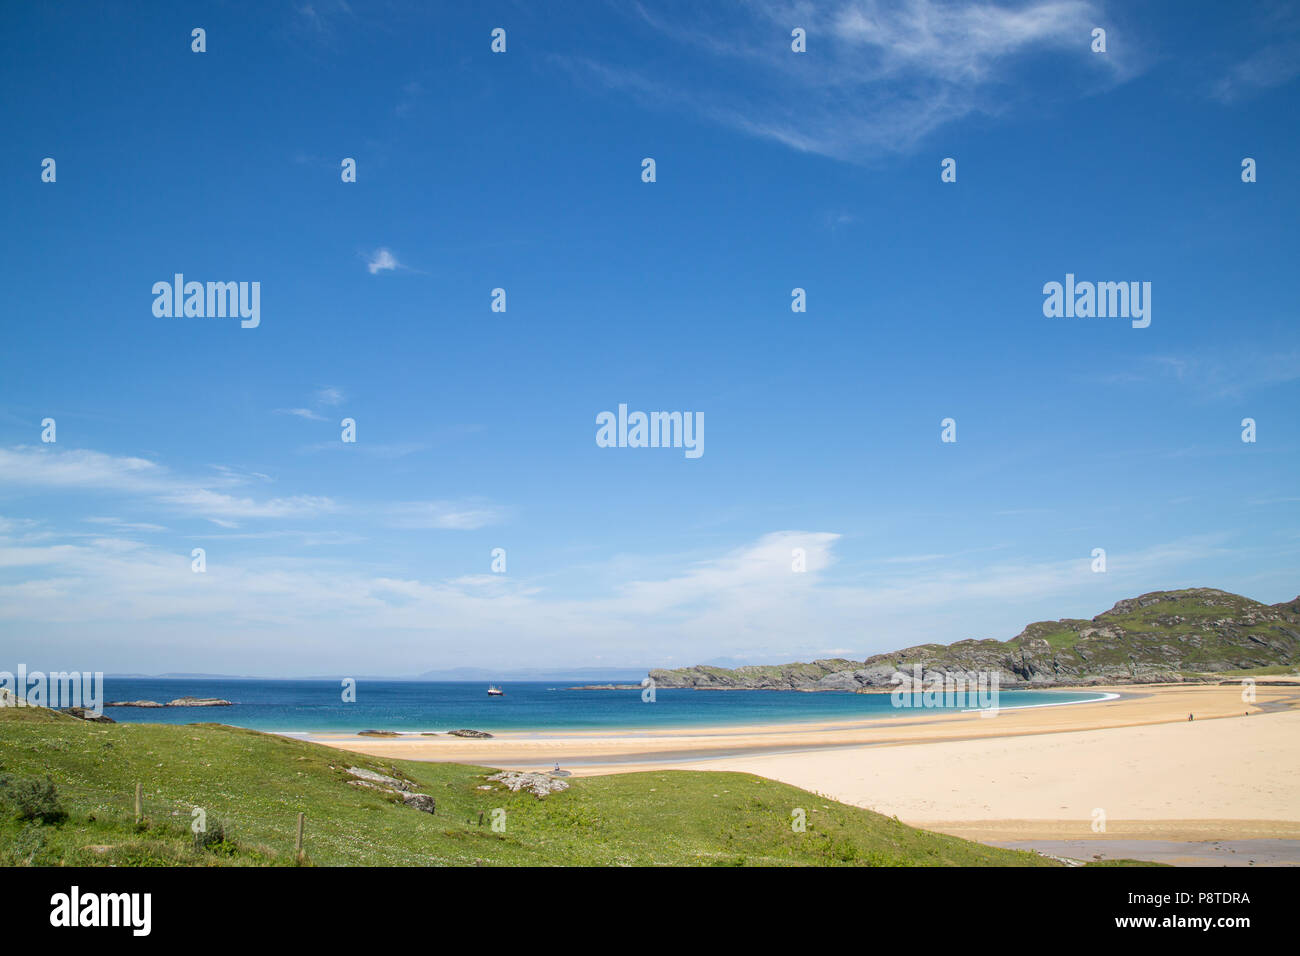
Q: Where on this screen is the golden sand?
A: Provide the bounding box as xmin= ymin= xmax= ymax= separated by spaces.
xmin=307 ymin=681 xmax=1300 ymax=842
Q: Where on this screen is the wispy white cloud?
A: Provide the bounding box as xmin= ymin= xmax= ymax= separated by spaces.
xmin=1091 ymin=347 xmax=1300 ymax=400
xmin=1209 ymin=2 xmax=1300 ymax=103
xmin=386 ymin=500 xmax=507 ymax=530
xmin=1212 ymin=40 xmax=1300 ymax=102
xmin=364 ymin=247 xmax=402 ymax=274
xmin=394 ymin=80 xmax=424 ymax=117
xmin=84 ymin=516 xmax=168 ymax=533
xmin=0 ymin=526 xmax=1270 ymax=675
xmin=0 ymin=447 xmax=334 ymax=524
xmin=210 ymin=465 xmax=272 ymax=483
xmin=290 ymin=0 xmax=354 ymax=40
xmin=0 ymin=445 xmax=503 ymax=538
xmin=559 ymin=0 xmax=1136 ymax=161
xmin=276 ymin=387 xmax=346 ymax=424
xmin=299 ymin=439 xmax=427 ymax=459
xmin=276 ymin=407 xmax=327 ymax=422
xmin=0 ymin=447 xmax=166 ymax=493
xmin=296 ymin=3 xmax=326 ymax=32
xmin=157 ymin=489 xmax=339 ymax=520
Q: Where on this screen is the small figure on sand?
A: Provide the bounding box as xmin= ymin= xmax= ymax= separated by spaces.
xmin=1188 ymin=713 xmax=1194 ymax=721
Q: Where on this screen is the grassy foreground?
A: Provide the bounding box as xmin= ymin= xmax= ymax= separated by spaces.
xmin=0 ymin=706 xmax=1066 ymax=867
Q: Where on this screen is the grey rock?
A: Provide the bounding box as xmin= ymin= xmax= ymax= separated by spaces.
xmin=346 ymin=769 xmax=435 ymax=814
xmin=65 ymin=707 xmax=115 ymax=723
xmin=485 ymin=771 xmax=570 ymax=798
xmin=105 ymin=700 xmax=166 ymax=708
xmin=105 ymin=697 xmax=233 ymax=708
xmin=164 ymin=697 xmax=232 ymax=707
xmin=813 ymin=671 xmax=863 ymax=691
xmin=401 ymin=793 xmax=437 ymax=813
xmin=347 ymin=779 xmax=390 ymax=793
xmin=346 ymin=767 xmax=416 ymax=791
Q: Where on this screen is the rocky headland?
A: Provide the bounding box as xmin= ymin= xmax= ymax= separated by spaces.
xmin=650 ymin=589 xmax=1300 ymax=692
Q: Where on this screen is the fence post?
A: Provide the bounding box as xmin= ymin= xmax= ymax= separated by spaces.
xmin=134 ymin=782 xmax=142 ymax=824
xmin=295 ymin=811 xmax=305 ymax=863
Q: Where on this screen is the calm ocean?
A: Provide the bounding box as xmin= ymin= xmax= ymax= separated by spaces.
xmin=94 ymin=678 xmax=1109 ymax=733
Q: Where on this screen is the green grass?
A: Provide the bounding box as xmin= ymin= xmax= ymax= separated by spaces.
xmin=1085 ymin=858 xmax=1171 ymax=867
xmin=1215 ymin=665 xmax=1300 ymax=678
xmin=1040 ymin=629 xmax=1082 ymax=651
xmin=0 ymin=707 xmax=1058 ymax=867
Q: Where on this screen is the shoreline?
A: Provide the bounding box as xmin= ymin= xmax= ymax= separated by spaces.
xmin=268 ymin=688 xmax=1120 ymax=738
xmin=271 ymin=688 xmax=1123 ymax=737
xmin=299 ymin=683 xmax=1250 ymax=756
xmin=960 ymin=690 xmax=1120 ymax=712
xmin=305 ymin=681 xmax=1300 ymax=850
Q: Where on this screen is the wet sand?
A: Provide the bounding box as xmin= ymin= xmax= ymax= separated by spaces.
xmin=990 ymin=838 xmax=1299 ymax=867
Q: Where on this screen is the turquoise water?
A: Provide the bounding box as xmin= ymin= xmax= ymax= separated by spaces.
xmin=92 ymin=679 xmax=1109 ymax=733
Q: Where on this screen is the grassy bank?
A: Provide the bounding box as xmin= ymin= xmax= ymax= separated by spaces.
xmin=0 ymin=706 xmax=1065 ymax=866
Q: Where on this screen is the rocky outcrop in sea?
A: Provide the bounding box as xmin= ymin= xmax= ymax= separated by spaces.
xmin=105 ymin=697 xmax=233 ymax=708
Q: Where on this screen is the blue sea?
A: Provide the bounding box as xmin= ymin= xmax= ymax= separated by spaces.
xmin=93 ymin=679 xmax=1110 ymax=733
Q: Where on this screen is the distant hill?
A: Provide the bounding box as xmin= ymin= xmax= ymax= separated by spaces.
xmin=97 ymin=669 xmax=651 ymax=682
xmin=650 ymin=588 xmax=1300 ymax=691
xmin=414 ymin=666 xmax=650 ymax=682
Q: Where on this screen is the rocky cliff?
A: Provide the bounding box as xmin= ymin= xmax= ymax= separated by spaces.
xmin=649 ymin=588 xmax=1300 ymax=691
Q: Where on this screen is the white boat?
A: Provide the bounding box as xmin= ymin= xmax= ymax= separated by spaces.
xmin=487 ymin=685 xmax=504 ymax=697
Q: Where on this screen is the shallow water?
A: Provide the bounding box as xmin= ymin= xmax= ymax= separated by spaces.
xmin=93 ymin=678 xmax=1110 ymax=733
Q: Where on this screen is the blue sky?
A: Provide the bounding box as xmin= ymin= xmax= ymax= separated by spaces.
xmin=1 ymin=0 xmax=1297 ymax=676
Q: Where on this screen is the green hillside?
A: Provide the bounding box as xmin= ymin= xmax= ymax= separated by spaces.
xmin=0 ymin=706 xmax=1054 ymax=867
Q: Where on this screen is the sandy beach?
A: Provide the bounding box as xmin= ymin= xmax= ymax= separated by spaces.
xmin=308 ymin=681 xmax=1300 ymax=853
